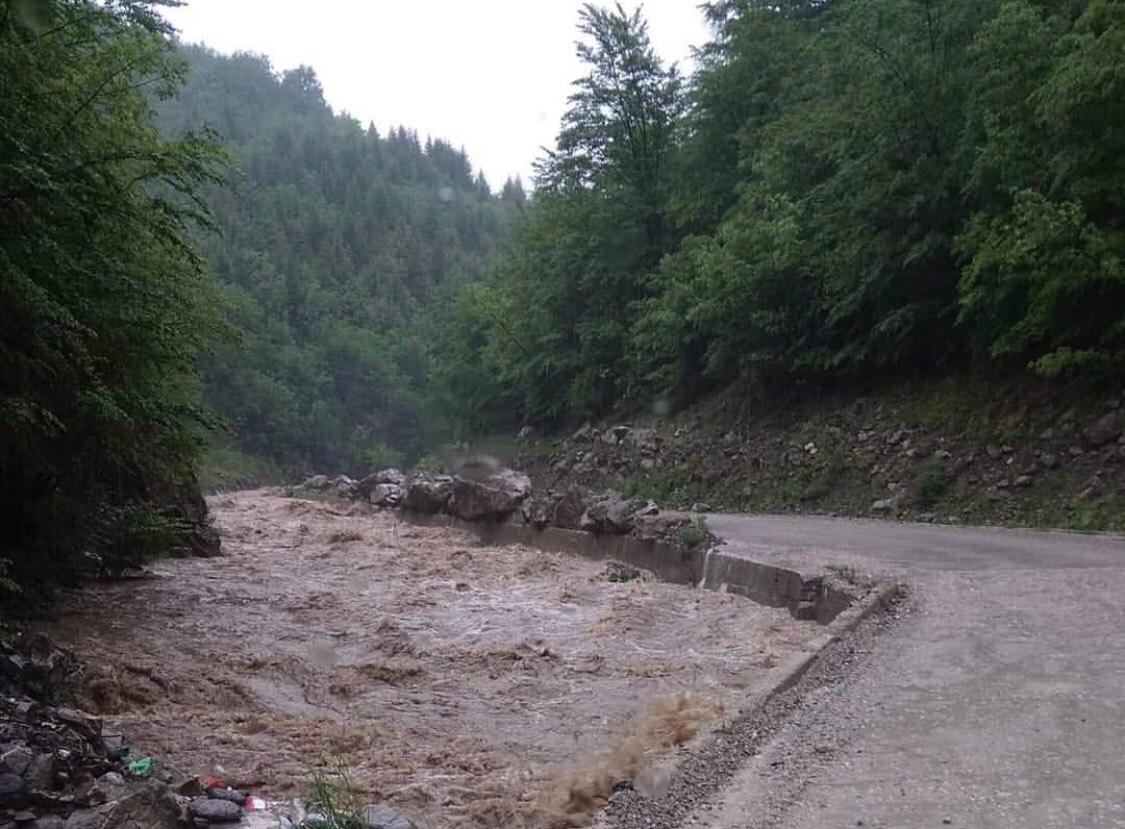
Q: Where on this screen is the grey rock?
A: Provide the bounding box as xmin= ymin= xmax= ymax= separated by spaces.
xmin=1041 ymin=452 xmax=1060 ymax=469
xmin=373 ymin=468 xmax=406 ymax=486
xmin=368 ymin=483 xmax=403 ymax=508
xmin=401 ymin=474 xmax=454 ymax=513
xmin=329 ymin=476 xmax=357 ymax=498
xmin=516 ymin=425 xmax=534 ymax=440
xmin=300 ymin=475 xmax=329 ymax=491
xmin=550 ymin=488 xmax=588 ymax=530
xmin=0 ymin=773 xmax=27 ymax=807
xmin=521 ymin=492 xmax=560 ymax=529
xmin=23 ymin=754 xmax=54 ymax=791
xmin=189 ymin=798 xmax=243 ymax=823
xmin=1083 ymin=412 xmax=1122 ymax=448
xmin=580 ymin=495 xmax=643 ymax=535
xmin=65 ymin=808 xmax=108 ymax=829
xmin=448 ymin=469 xmax=532 ymax=522
xmin=571 ymin=423 xmax=597 ymax=442
xmin=871 ymin=498 xmax=895 ymax=512
xmin=1014 ymin=475 xmax=1034 ymax=489
xmin=206 ymin=788 xmax=245 ymax=804
xmin=1 ymin=746 xmax=33 ymax=777
xmin=362 ymin=804 xmax=415 ymax=829
xmin=30 ymin=816 xmax=65 ymax=829
xmin=622 ymin=428 xmax=659 ymax=453
xmin=985 ymin=444 xmax=1002 ymax=460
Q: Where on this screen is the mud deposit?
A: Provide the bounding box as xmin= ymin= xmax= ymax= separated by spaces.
xmin=40 ymin=490 xmax=820 ymax=828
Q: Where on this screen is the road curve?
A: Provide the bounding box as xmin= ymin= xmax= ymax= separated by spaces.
xmin=696 ymin=513 xmax=1125 ymax=829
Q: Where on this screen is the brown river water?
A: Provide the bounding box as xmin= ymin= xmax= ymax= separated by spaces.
xmin=39 ymin=490 xmax=820 ymax=828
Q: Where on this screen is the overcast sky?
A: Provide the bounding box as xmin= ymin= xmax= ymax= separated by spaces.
xmin=163 ymin=1 xmax=711 ymax=190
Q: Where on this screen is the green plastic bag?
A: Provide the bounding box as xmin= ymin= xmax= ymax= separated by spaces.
xmin=127 ymin=756 xmax=154 ymax=776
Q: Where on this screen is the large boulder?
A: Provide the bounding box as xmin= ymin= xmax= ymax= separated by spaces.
xmin=549 ymin=487 xmax=589 ymax=530
xmin=149 ymin=478 xmax=221 ymax=557
xmin=401 ymin=473 xmax=455 ymax=514
xmin=355 ymin=469 xmax=406 ymax=501
xmin=521 ymin=491 xmax=561 ymax=529
xmin=579 ymin=493 xmax=644 ymax=535
xmin=66 ymin=783 xmax=180 ymax=829
xmin=368 ymin=484 xmax=404 ymax=508
xmin=329 ymin=475 xmax=357 ymax=498
xmin=448 ymin=470 xmax=532 ymax=522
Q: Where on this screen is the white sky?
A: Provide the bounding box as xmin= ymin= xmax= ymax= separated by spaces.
xmin=163 ymin=1 xmax=711 ymax=190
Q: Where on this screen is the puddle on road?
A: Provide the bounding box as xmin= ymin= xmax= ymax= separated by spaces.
xmin=40 ymin=489 xmax=820 ymax=828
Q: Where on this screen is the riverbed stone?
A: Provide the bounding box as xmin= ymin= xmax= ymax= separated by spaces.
xmin=189 ymin=797 xmax=243 ymax=823
xmin=362 ymin=804 xmax=415 ymax=829
xmin=448 ymin=470 xmax=532 ymax=522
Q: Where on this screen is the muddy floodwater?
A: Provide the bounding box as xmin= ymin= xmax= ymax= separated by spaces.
xmin=41 ymin=490 xmax=821 ymax=828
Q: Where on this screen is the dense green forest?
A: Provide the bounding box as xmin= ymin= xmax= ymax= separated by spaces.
xmin=436 ymin=0 xmax=1125 ymax=430
xmin=1 ymin=0 xmax=225 ymax=602
xmin=156 ymin=47 xmax=523 ymax=475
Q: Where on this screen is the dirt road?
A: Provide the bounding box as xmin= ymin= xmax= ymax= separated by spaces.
xmin=38 ymin=491 xmax=823 ymax=829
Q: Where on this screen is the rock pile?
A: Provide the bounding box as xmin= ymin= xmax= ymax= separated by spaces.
xmin=1 ymin=636 xmax=418 ymax=829
xmin=0 ymin=634 xmax=186 ymax=829
xmin=298 ymin=468 xmax=708 ymax=549
xmin=524 ymin=395 xmax=1125 ymax=527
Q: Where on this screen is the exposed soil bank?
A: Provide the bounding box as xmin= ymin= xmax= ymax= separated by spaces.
xmin=37 ymin=491 xmax=823 ymax=829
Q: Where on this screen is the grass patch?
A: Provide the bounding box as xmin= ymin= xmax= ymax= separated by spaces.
xmin=307 ymin=764 xmax=366 ymax=829
xmin=914 ymin=458 xmax=952 ymax=507
xmin=200 ymin=438 xmax=284 ymax=492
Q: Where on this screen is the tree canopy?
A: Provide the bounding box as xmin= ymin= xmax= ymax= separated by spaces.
xmin=1 ymin=0 xmax=225 ymax=603
xmin=436 ymin=0 xmax=1125 ymax=431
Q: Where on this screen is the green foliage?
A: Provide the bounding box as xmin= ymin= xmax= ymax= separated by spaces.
xmin=677 ymin=516 xmax=712 ymax=553
xmin=157 ymin=47 xmax=521 ymax=473
xmin=307 ymin=765 xmax=366 ymax=829
xmin=435 ymin=4 xmax=682 ymax=429
xmin=0 ymin=0 xmax=225 ymax=603
xmin=914 ymin=458 xmax=952 ymax=507
xmin=437 ymin=0 xmax=1125 ymax=433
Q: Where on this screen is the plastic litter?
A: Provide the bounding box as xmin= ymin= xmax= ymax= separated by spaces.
xmin=245 ymin=796 xmax=268 ymax=811
xmin=127 ymin=756 xmax=154 ymax=776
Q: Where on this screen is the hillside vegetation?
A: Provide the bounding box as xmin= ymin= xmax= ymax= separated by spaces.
xmin=157 ymin=47 xmax=524 ymax=475
xmin=435 ymin=0 xmax=1125 ymax=431
xmin=1 ymin=0 xmax=225 ymax=606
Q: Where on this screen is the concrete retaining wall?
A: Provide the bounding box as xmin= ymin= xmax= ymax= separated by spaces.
xmin=403 ymin=511 xmax=855 ymax=625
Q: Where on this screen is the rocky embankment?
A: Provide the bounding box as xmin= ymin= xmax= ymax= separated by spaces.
xmin=297 ymin=467 xmax=712 ymax=553
xmin=511 ymin=387 xmax=1125 ymax=531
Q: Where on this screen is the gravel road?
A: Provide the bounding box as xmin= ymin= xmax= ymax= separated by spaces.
xmin=607 ymin=514 xmax=1125 ymax=829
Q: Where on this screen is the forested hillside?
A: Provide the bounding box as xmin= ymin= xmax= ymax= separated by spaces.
xmin=157 ymin=47 xmax=524 ymax=476
xmin=437 ymin=0 xmax=1125 ymax=430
